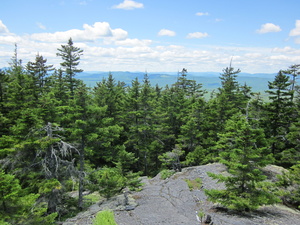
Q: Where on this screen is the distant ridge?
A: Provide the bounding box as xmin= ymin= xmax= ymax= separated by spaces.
xmin=0 ymin=67 xmax=277 ymax=94
xmin=77 ymin=71 xmax=277 ymax=94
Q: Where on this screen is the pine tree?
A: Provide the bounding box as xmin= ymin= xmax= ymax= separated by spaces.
xmin=205 ymin=113 xmax=279 ymax=211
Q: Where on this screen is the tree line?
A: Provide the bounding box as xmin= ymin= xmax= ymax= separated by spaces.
xmin=1 ymin=38 xmax=300 ymax=223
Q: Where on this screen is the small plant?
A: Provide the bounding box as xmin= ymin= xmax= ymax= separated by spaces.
xmin=197 ymin=210 xmax=205 ymax=223
xmin=93 ymin=210 xmax=117 ymax=225
xmin=160 ymin=169 xmax=175 ymax=180
xmin=185 ymin=178 xmax=202 ymax=191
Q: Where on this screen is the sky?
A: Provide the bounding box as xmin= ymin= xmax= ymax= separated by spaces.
xmin=1 ymin=0 xmax=300 ymax=73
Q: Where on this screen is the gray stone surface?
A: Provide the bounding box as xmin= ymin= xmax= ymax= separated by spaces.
xmin=63 ymin=163 xmax=300 ymax=225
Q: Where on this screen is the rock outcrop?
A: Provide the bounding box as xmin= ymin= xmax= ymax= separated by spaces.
xmin=63 ymin=163 xmax=300 ymax=225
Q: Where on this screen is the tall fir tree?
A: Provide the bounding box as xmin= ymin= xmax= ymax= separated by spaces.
xmin=56 ymin=38 xmax=83 ymax=97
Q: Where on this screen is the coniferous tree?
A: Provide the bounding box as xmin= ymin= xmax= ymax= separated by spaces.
xmin=0 ymin=69 xmax=11 ymax=156
xmin=264 ymin=70 xmax=295 ymax=163
xmin=216 ymin=66 xmax=243 ymax=122
xmin=282 ymin=64 xmax=300 ymax=93
xmin=205 ymin=114 xmax=279 ymax=211
xmin=92 ymin=73 xmax=126 ymax=166
xmin=26 ymin=53 xmax=54 ymax=99
xmin=56 ymin=38 xmax=83 ymax=97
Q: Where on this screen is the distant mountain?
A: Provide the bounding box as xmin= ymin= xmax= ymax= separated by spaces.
xmin=77 ymin=71 xmax=277 ymax=95
xmin=1 ymin=67 xmax=277 ymax=95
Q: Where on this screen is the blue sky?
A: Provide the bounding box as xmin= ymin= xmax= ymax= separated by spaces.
xmin=1 ymin=0 xmax=300 ymax=73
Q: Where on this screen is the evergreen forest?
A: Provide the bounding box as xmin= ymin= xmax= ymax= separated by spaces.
xmin=1 ymin=38 xmax=300 ymax=224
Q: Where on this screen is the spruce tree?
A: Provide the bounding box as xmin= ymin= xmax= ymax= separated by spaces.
xmin=205 ymin=113 xmax=279 ymax=211
xmin=26 ymin=53 xmax=54 ymax=99
xmin=57 ymin=38 xmax=83 ymax=97
xmin=264 ymin=70 xmax=295 ymax=163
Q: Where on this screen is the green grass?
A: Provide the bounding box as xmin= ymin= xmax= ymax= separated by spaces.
xmin=93 ymin=210 xmax=117 ymax=225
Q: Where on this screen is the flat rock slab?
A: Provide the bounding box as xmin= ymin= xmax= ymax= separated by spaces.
xmin=64 ymin=163 xmax=300 ymax=225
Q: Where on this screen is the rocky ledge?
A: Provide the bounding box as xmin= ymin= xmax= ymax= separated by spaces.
xmin=63 ymin=163 xmax=300 ymax=225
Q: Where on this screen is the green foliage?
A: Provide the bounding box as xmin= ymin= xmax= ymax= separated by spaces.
xmin=205 ymin=173 xmax=280 ymax=211
xmin=160 ymin=169 xmax=175 ymax=180
xmin=205 ymin=114 xmax=280 ymax=211
xmin=264 ymin=70 xmax=295 ymax=163
xmin=87 ymin=167 xmax=126 ymax=198
xmin=0 ymin=170 xmax=57 ymax=224
xmin=159 ymin=144 xmax=184 ymax=171
xmin=276 ymin=162 xmax=300 ymax=209
xmin=184 ymin=146 xmax=209 ymax=166
xmin=2 ymin=43 xmax=300 ymax=222
xmin=197 ymin=210 xmax=205 ymax=223
xmin=56 ymin=38 xmax=83 ymax=96
xmin=87 ymin=163 xmax=142 ymax=198
xmin=38 ymin=179 xmax=62 ymax=194
xmin=0 ymin=170 xmax=22 ymax=211
xmin=93 ymin=210 xmax=117 ymax=225
xmin=185 ymin=178 xmax=202 ymax=191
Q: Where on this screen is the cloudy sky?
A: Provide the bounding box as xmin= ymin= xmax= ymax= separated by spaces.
xmin=1 ymin=0 xmax=300 ymax=73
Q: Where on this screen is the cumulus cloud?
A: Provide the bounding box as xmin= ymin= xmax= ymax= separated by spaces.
xmin=115 ymin=38 xmax=152 ymax=46
xmin=30 ymin=22 xmax=128 ymax=42
xmin=186 ymin=32 xmax=209 ymax=39
xmin=196 ymin=12 xmax=209 ymax=16
xmin=0 ymin=20 xmax=299 ymax=73
xmin=158 ymin=29 xmax=176 ymax=37
xmin=289 ymin=20 xmax=300 ymax=37
xmin=113 ymin=0 xmax=144 ymax=10
xmin=256 ymin=23 xmax=282 ymax=34
xmin=0 ymin=20 xmax=9 ymax=33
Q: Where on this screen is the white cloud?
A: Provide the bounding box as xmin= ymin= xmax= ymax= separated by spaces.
xmin=115 ymin=38 xmax=152 ymax=46
xmin=158 ymin=29 xmax=176 ymax=37
xmin=196 ymin=12 xmax=209 ymax=16
xmin=79 ymin=1 xmax=87 ymax=5
xmin=113 ymin=0 xmax=144 ymax=10
xmin=295 ymin=37 xmax=300 ymax=44
xmin=0 ymin=20 xmax=9 ymax=34
xmin=289 ymin=20 xmax=300 ymax=36
xmin=272 ymin=46 xmax=300 ymax=54
xmin=186 ymin=32 xmax=209 ymax=39
xmin=0 ymin=20 xmax=299 ymax=73
xmin=30 ymin=22 xmax=128 ymax=42
xmin=256 ymin=23 xmax=282 ymax=34
xmin=37 ymin=22 xmax=46 ymax=30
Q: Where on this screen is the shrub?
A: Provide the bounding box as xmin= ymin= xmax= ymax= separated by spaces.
xmin=276 ymin=162 xmax=300 ymax=209
xmin=160 ymin=169 xmax=175 ymax=180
